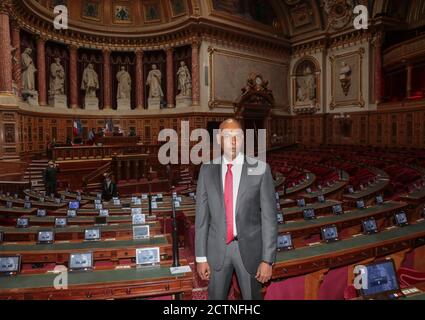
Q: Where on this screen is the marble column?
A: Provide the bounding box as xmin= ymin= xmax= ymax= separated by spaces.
xmin=69 ymin=45 xmax=78 ymax=108
xmin=37 ymin=37 xmax=47 ymax=106
xmin=0 ymin=2 xmax=13 ymax=95
xmin=103 ymin=49 xmax=111 ymax=109
xmin=191 ymin=40 xmax=201 ymax=106
xmin=135 ymin=50 xmax=144 ymax=109
xmin=406 ymin=64 xmax=413 ymax=98
xmin=374 ymin=33 xmax=383 ymax=104
xmin=11 ymin=21 xmax=22 ymax=96
xmin=166 ymin=47 xmax=174 ymax=108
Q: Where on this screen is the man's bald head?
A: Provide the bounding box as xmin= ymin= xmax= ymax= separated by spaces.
xmin=219 ymin=118 xmax=242 ymax=131
xmin=217 ymin=118 xmax=244 ymax=161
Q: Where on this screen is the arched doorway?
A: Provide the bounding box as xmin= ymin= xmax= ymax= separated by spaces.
xmin=234 ymin=74 xmax=274 ymax=153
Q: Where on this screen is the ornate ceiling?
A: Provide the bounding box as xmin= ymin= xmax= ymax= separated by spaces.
xmin=12 ymin=1 xmax=425 ymax=46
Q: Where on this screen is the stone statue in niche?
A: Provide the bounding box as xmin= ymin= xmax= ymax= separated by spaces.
xmin=116 ymin=66 xmax=131 ymax=109
xmin=177 ymin=61 xmax=192 ymax=97
xmin=49 ymin=57 xmax=65 ymax=95
xmin=49 ymin=57 xmax=68 ymax=108
xmin=176 ymin=61 xmax=192 ymax=108
xmin=296 ymin=65 xmax=316 ymax=104
xmin=339 ymin=62 xmax=352 ymax=96
xmin=21 ymin=48 xmax=39 ymax=106
xmin=147 ymin=64 xmax=163 ymax=109
xmin=81 ymin=63 xmax=99 ymax=109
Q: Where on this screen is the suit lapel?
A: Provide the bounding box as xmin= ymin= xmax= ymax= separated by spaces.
xmin=235 ymin=157 xmax=247 ymax=218
xmin=213 ymin=162 xmax=224 ymax=208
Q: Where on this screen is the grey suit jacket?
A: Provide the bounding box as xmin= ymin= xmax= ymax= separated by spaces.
xmin=195 ymin=156 xmax=278 ymax=275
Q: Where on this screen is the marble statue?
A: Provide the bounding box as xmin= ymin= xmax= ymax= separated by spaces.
xmin=21 ymin=48 xmax=37 ymax=92
xmin=49 ymin=57 xmax=65 ymax=96
xmin=49 ymin=57 xmax=67 ymax=108
xmin=81 ymin=63 xmax=99 ymax=109
xmin=147 ymin=64 xmax=163 ymax=99
xmin=116 ymin=66 xmax=131 ymax=100
xmin=176 ymin=61 xmax=192 ymax=97
xmin=146 ymin=64 xmax=163 ymax=109
xmin=81 ymin=63 xmax=99 ymax=98
xmin=296 ymin=65 xmax=316 ymax=103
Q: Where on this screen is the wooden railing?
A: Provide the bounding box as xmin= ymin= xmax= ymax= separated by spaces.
xmin=112 ymin=154 xmax=150 ymax=182
xmin=52 ymin=144 xmax=160 ymax=161
xmin=93 ymin=136 xmax=140 ymax=145
xmin=82 ymin=162 xmax=111 ymax=188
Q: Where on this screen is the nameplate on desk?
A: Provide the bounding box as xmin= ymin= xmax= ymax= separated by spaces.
xmin=110 ymin=223 xmax=119 ymax=226
xmin=308 ymin=242 xmax=321 ymax=247
xmin=352 ymin=233 xmax=364 ymax=238
xmin=115 ymin=265 xmax=131 ymax=270
xmin=57 ymin=241 xmax=71 ymax=243
xmin=3 ymin=242 xmax=18 ymax=245
xmin=170 ymin=265 xmax=191 ymax=275
xmin=386 ymin=226 xmax=397 ymax=230
xmin=402 ymin=287 xmax=421 ymax=295
xmin=417 ymin=218 xmax=425 ymax=222
xmin=153 ymin=235 xmax=163 ymax=238
xmin=104 ymin=238 xmax=116 ymax=241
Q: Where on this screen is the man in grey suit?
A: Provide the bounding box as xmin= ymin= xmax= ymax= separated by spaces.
xmin=195 ymin=118 xmax=278 ymax=300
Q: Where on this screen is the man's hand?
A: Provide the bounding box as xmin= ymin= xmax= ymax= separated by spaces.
xmin=255 ymin=262 xmax=272 ymax=284
xmin=197 ymin=262 xmax=211 ymax=281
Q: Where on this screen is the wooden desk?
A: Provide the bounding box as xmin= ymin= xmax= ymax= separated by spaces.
xmin=343 ymin=179 xmax=389 ymax=204
xmin=0 ymin=263 xmax=192 ymax=300
xmin=301 ymin=180 xmax=348 ymax=201
xmin=0 ymin=235 xmax=173 ymax=264
xmin=279 ymin=201 xmax=407 ymax=240
xmin=282 ymin=200 xmax=342 ymax=220
xmin=0 ymin=196 xmax=69 ymax=210
xmin=0 ymin=221 xmax=162 ymax=241
xmin=282 ymin=172 xmax=316 ymax=195
xmin=14 ymin=215 xmax=149 ymax=226
xmin=0 ymin=207 xmax=37 ymax=217
xmin=272 ymin=220 xmax=425 ymax=280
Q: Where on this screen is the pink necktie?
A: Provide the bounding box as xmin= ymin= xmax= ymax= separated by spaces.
xmin=224 ymin=164 xmax=234 ymax=244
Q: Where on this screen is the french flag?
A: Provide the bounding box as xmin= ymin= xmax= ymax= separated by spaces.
xmin=73 ymin=119 xmax=82 ymax=136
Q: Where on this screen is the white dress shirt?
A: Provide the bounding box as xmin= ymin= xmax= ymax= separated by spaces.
xmin=196 ymin=153 xmax=244 ymax=263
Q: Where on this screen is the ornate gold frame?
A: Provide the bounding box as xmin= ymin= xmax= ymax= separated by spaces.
xmin=112 ymin=1 xmax=132 ymax=24
xmin=329 ymin=47 xmax=365 ymax=110
xmin=143 ymin=2 xmax=162 ymax=24
xmin=81 ymin=0 xmax=102 ymax=22
xmin=169 ymin=0 xmax=188 ymax=19
xmin=208 ymin=46 xmax=286 ymax=109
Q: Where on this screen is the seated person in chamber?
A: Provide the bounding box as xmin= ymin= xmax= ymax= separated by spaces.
xmin=101 ymin=172 xmax=118 ymax=201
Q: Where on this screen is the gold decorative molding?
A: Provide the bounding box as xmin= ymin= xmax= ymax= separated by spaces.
xmin=329 ymin=47 xmax=365 ymax=110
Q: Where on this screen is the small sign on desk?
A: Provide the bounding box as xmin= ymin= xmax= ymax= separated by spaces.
xmin=170 ymin=265 xmax=191 ymax=274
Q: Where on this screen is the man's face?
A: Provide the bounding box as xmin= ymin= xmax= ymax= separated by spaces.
xmin=217 ymin=122 xmax=244 ymax=160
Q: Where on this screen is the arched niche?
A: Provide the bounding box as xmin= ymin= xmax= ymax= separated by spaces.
xmin=291 ymin=56 xmax=320 ymax=114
